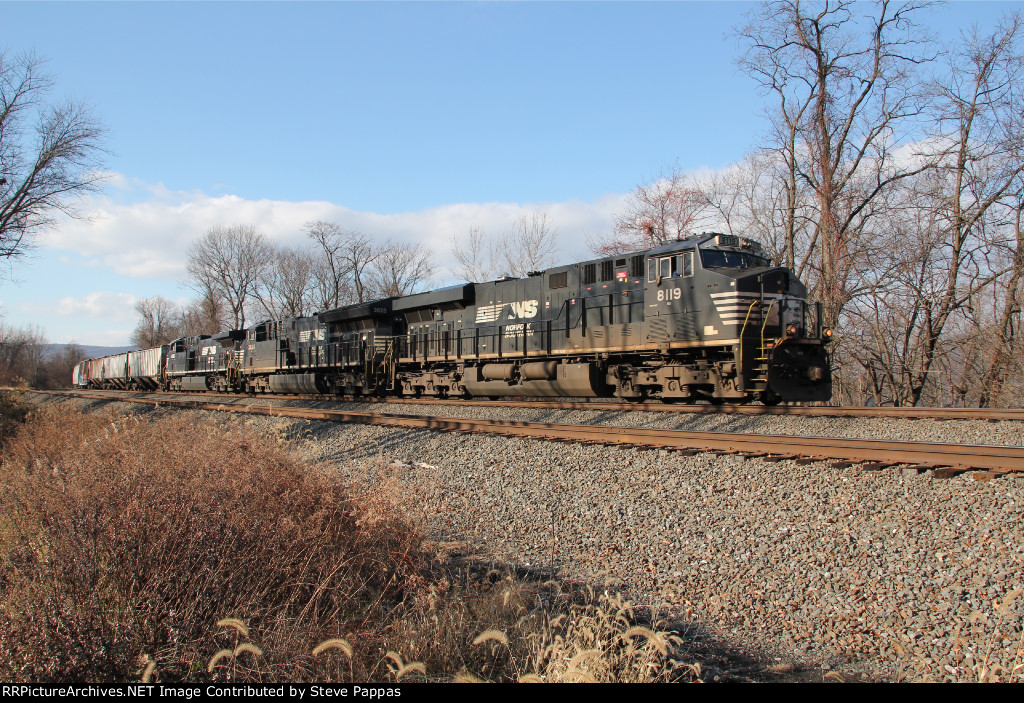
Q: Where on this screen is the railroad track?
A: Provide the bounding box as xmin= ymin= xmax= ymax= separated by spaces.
xmin=38 ymin=387 xmax=1024 ymax=421
xmin=36 ymin=389 xmax=1024 ymax=479
xmin=368 ymin=397 xmax=1024 ymax=422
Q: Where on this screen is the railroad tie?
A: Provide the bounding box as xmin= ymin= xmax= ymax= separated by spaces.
xmin=859 ymin=462 xmax=901 ymax=472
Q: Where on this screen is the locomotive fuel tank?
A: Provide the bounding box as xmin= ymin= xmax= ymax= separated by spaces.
xmin=463 ymin=361 xmax=608 ymax=397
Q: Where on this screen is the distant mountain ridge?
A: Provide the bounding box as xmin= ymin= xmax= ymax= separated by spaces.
xmin=42 ymin=344 xmax=134 ymax=360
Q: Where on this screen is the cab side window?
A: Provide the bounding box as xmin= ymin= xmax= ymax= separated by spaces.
xmin=677 ymin=251 xmax=693 ymax=277
xmin=649 ymin=252 xmax=694 ymax=280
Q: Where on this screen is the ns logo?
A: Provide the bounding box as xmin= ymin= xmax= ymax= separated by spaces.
xmin=475 ymin=299 xmax=540 ymax=324
xmin=509 ymin=300 xmax=539 ymax=318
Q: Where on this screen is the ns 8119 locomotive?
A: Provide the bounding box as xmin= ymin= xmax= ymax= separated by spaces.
xmin=74 ymin=233 xmax=833 ymax=404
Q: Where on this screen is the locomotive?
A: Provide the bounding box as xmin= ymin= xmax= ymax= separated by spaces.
xmin=73 ymin=233 xmax=833 ymax=404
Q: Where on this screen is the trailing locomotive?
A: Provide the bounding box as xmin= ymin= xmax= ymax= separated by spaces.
xmin=73 ymin=233 xmax=833 ymax=404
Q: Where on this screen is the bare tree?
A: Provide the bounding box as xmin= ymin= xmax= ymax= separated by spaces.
xmin=591 ymin=169 xmax=708 ymax=256
xmin=977 ymin=191 xmax=1024 ymax=406
xmin=450 ymin=213 xmax=559 ymax=281
xmin=738 ymin=0 xmax=936 ymax=328
xmin=368 ymin=241 xmax=433 ymax=297
xmin=0 ymin=321 xmax=46 ymax=386
xmin=305 ymin=221 xmax=381 ymax=307
xmin=178 ymin=296 xmax=225 ymax=337
xmin=843 ymin=14 xmax=1024 ymax=406
xmin=501 ymin=211 xmax=559 ymax=277
xmin=906 ymin=14 xmax=1024 ymax=405
xmin=0 ymin=50 xmax=105 ymax=268
xmin=35 ymin=341 xmax=86 ymax=389
xmin=185 ymin=225 xmax=273 ymax=329
xmin=699 ymin=149 xmax=821 ymax=275
xmin=451 ymin=225 xmax=497 ymax=282
xmin=131 ymin=296 xmax=182 ymax=348
xmin=305 ymin=220 xmax=349 ymax=310
xmin=254 ymin=245 xmax=316 ymax=319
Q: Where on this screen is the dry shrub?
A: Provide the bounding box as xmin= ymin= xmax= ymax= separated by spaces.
xmin=519 ymin=586 xmax=695 ymax=683
xmin=0 ymin=406 xmax=424 ymax=682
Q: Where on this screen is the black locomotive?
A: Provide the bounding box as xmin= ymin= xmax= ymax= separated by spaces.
xmin=74 ymin=233 xmax=833 ymax=404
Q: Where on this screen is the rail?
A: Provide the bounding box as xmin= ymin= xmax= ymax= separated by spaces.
xmin=45 ymin=388 xmax=1024 ymax=421
xmin=36 ymin=390 xmax=1024 ymax=476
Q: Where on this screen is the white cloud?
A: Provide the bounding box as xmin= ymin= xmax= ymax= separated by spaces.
xmin=20 ymin=291 xmax=139 ymax=322
xmin=39 ymin=175 xmax=628 ymax=282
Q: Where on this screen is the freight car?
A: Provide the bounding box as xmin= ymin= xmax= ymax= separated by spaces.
xmin=74 ymin=233 xmax=833 ymax=404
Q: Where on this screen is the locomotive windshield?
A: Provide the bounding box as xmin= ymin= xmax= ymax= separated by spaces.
xmin=700 ymin=250 xmax=770 ymax=270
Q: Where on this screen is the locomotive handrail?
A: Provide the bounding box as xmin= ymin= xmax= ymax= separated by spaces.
xmin=760 ymin=298 xmax=777 ymax=354
xmin=738 ymin=299 xmax=760 ymax=374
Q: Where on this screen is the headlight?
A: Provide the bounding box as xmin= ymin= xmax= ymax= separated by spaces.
xmin=785 ymin=323 xmax=799 ymax=338
xmin=822 ymin=327 xmax=834 ymax=342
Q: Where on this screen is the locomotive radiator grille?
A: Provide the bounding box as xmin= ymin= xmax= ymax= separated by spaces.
xmin=648 ymin=316 xmax=669 ymax=341
xmin=710 ymin=292 xmax=784 ymax=324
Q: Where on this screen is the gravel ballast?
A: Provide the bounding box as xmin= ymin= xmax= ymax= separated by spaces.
xmin=248 ymin=396 xmax=1024 ymax=447
xmin=29 ymin=394 xmax=1024 ymax=682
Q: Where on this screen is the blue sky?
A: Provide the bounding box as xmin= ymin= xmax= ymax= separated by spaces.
xmin=0 ymin=1 xmax=1018 ymax=345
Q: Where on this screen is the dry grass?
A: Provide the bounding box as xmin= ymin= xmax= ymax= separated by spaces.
xmin=0 ymin=403 xmax=695 ymax=683
xmin=367 ymin=566 xmax=697 ymax=682
xmin=964 ymin=589 xmax=1024 ymax=683
xmin=0 ymin=405 xmax=423 ymax=681
xmin=0 ymin=390 xmax=30 ymax=448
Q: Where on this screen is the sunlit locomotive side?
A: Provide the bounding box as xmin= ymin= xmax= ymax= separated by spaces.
xmin=73 ymin=233 xmax=832 ymax=404
xmin=390 ymin=233 xmax=831 ymax=403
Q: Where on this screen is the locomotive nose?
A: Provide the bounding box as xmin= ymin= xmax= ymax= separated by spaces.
xmin=735 ymin=268 xmax=792 ymax=295
xmin=767 ymin=339 xmax=832 ymax=402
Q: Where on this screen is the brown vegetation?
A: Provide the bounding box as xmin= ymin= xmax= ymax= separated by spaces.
xmin=0 ymin=400 xmax=690 ymax=683
xmin=0 ymin=403 xmax=421 ymax=681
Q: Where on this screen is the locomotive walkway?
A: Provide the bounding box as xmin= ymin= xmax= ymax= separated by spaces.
xmin=39 ymin=389 xmax=1024 ymax=478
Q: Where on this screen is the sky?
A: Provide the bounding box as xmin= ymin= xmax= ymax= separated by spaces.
xmin=0 ymin=0 xmax=1019 ymax=346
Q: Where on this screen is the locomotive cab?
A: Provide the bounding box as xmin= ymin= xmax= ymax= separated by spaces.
xmin=637 ymin=233 xmax=831 ymax=403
